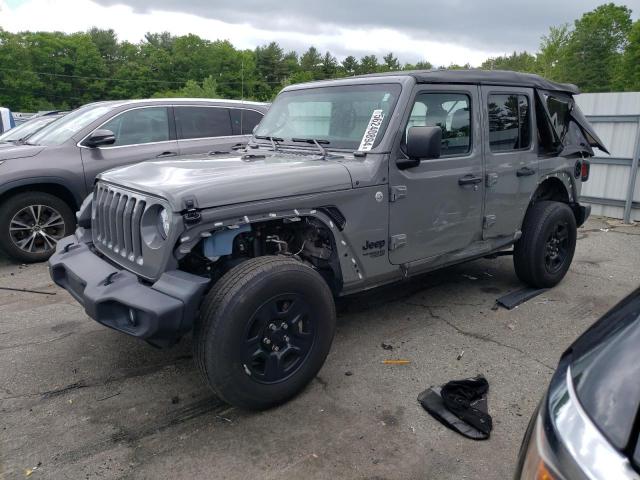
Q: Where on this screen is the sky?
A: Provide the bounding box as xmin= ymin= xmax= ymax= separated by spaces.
xmin=1 ymin=0 xmax=639 ymax=66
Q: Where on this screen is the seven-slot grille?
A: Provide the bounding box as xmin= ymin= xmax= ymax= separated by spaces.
xmin=93 ymin=184 xmax=146 ymax=265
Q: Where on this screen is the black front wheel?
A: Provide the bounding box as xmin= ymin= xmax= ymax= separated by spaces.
xmin=514 ymin=201 xmax=577 ymax=288
xmin=194 ymin=256 xmax=336 ymax=410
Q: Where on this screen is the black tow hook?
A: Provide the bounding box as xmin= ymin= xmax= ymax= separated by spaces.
xmin=63 ymin=243 xmax=80 ymax=253
xmin=102 ymin=272 xmax=119 ymax=286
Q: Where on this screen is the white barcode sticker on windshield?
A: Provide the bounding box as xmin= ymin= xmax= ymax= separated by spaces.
xmin=358 ymin=109 xmax=385 ymax=152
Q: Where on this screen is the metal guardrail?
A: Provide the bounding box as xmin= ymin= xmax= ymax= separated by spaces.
xmin=583 ymin=114 xmax=640 ymax=223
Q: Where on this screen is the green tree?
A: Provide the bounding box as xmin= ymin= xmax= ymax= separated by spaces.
xmin=616 ymin=20 xmax=640 ymax=91
xmin=341 ymin=56 xmax=359 ymax=76
xmin=562 ymin=3 xmax=632 ymax=92
xmin=358 ymin=55 xmax=379 ymax=74
xmin=481 ymin=51 xmax=538 ymax=73
xmin=537 ymin=24 xmax=571 ymax=81
xmin=382 ymin=52 xmax=400 ymax=71
xmin=155 ymin=75 xmax=218 ymax=98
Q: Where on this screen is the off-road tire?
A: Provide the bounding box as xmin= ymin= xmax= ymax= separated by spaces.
xmin=0 ymin=192 xmax=75 ymax=263
xmin=194 ymin=256 xmax=336 ymax=410
xmin=514 ymin=201 xmax=577 ymax=288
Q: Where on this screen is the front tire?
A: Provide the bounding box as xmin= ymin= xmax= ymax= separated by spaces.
xmin=0 ymin=192 xmax=75 ymax=263
xmin=514 ymin=201 xmax=577 ymax=288
xmin=194 ymin=256 xmax=336 ymax=410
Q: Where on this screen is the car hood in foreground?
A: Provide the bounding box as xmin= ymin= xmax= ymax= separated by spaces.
xmin=98 ymin=152 xmax=354 ymax=211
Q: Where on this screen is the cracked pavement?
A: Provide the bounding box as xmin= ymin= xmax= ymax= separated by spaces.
xmin=0 ymin=217 xmax=638 ymax=479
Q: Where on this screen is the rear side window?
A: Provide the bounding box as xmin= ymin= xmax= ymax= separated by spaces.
xmin=175 ymin=107 xmax=232 ymax=140
xmin=407 ymin=92 xmax=471 ymax=156
xmin=546 ymin=95 xmax=571 ymax=142
xmin=230 ymin=109 xmax=265 ymax=135
xmin=101 ymin=107 xmax=170 ymax=147
xmin=488 ymin=94 xmax=531 ymax=152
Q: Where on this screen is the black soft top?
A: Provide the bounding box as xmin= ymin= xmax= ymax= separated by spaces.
xmin=357 ymin=69 xmax=580 ymax=95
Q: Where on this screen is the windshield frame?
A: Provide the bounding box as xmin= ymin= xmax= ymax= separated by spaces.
xmin=253 ymin=82 xmax=404 ymax=153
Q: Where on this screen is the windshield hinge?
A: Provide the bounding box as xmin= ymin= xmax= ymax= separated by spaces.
xmin=183 ymin=198 xmax=201 ymax=225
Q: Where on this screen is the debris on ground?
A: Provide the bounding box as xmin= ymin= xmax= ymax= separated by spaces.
xmin=24 ymin=462 xmax=42 ymax=477
xmin=0 ymin=286 xmax=56 ymax=295
xmin=382 ymin=359 xmax=410 ymax=365
xmin=171 ymin=396 xmax=180 ymax=404
xmin=344 ymin=371 xmax=353 ymax=376
xmin=496 ymin=287 xmax=549 ymax=310
xmin=461 ymin=274 xmax=478 ymax=281
xmin=418 ymin=376 xmax=492 ymax=440
xmin=456 ymin=350 xmax=465 ymax=361
xmin=381 ymin=342 xmax=393 ymax=350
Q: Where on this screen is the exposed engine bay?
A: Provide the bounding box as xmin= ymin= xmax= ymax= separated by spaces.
xmin=179 ymin=217 xmax=341 ymax=291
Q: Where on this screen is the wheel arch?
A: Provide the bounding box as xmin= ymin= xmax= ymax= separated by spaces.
xmin=178 ymin=208 xmax=351 ymax=294
xmin=0 ymin=177 xmax=82 ymax=212
xmin=525 ymin=174 xmax=584 ymax=226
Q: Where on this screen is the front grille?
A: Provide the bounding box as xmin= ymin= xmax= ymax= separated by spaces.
xmin=93 ymin=184 xmax=147 ymax=265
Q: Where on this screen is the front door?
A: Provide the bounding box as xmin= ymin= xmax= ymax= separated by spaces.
xmin=80 ymin=106 xmax=179 ymax=190
xmin=389 ymin=85 xmax=484 ymax=265
xmin=481 ymin=87 xmax=538 ymax=239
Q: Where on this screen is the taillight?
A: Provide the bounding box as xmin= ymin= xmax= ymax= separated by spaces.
xmin=581 ymin=160 xmax=590 ymax=182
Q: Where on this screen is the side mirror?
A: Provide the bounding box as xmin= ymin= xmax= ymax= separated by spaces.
xmin=84 ymin=129 xmax=116 ymax=148
xmin=398 ymin=126 xmax=442 ymax=169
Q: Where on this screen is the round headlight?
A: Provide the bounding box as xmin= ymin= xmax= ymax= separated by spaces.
xmin=158 ymin=208 xmax=170 ymax=239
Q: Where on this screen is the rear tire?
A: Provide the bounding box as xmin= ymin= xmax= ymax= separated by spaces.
xmin=0 ymin=192 xmax=75 ymax=263
xmin=194 ymin=256 xmax=336 ymax=410
xmin=514 ymin=201 xmax=577 ymax=288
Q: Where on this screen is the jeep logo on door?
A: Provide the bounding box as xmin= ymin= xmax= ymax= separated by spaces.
xmin=362 ymin=239 xmax=386 ymax=258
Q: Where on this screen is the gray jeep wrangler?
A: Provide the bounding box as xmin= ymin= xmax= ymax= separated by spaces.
xmin=49 ymin=70 xmax=606 ymax=410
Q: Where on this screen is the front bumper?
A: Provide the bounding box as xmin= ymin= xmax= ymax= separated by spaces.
xmin=49 ymin=233 xmax=210 ymax=347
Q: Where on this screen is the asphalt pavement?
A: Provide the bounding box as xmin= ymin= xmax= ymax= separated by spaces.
xmin=1 ymin=217 xmax=638 ymax=480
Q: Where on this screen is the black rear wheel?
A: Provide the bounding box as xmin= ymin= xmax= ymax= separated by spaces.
xmin=194 ymin=256 xmax=336 ymax=410
xmin=514 ymin=201 xmax=577 ymax=288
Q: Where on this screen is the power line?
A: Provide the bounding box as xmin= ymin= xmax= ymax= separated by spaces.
xmin=0 ymin=67 xmax=288 ymax=85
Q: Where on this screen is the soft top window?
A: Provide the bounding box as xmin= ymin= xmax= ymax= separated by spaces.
xmin=545 ymin=94 xmax=572 ymax=143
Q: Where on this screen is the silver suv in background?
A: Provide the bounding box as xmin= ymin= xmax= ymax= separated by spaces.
xmin=0 ymin=111 xmax=66 ymax=147
xmin=0 ymin=98 xmax=268 ymax=262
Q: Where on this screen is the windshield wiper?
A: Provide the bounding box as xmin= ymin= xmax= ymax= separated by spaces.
xmin=291 ymin=138 xmax=330 ymax=159
xmin=254 ymin=135 xmax=283 ymax=152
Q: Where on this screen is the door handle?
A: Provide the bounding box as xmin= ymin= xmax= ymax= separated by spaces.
xmin=458 ymin=175 xmax=483 ymax=186
xmin=156 ymin=151 xmax=178 ymax=158
xmin=516 ymin=166 xmax=536 ymax=177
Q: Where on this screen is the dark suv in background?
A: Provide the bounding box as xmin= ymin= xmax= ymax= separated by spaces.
xmin=0 ymin=98 xmax=268 ymax=262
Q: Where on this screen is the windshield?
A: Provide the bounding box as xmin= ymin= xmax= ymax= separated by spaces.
xmin=255 ymin=83 xmax=402 ymax=150
xmin=0 ymin=116 xmax=60 ymax=143
xmin=27 ymin=104 xmax=113 ymax=146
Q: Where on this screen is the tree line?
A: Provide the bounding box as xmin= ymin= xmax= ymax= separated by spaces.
xmin=0 ymin=2 xmax=637 ymax=111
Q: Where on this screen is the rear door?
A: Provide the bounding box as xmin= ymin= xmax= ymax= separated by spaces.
xmin=175 ymin=106 xmax=252 ymax=154
xmin=80 ymin=106 xmax=179 ymax=189
xmin=481 ymin=87 xmax=538 ymax=239
xmin=388 ymin=85 xmax=484 ymax=265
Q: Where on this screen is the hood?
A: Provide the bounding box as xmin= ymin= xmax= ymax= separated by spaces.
xmin=0 ymin=144 xmax=46 ymax=160
xmin=98 ymin=152 xmax=354 ymax=211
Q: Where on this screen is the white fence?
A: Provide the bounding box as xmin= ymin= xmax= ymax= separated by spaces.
xmin=575 ymin=92 xmax=640 ymax=223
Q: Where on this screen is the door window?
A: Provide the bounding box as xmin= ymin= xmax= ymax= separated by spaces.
xmin=407 ymin=93 xmax=471 ymax=156
xmin=100 ymin=107 xmax=170 ymax=147
xmin=488 ymin=94 xmax=531 ymax=152
xmin=231 ymin=109 xmax=264 ymax=135
xmin=175 ymin=107 xmax=232 ymax=139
